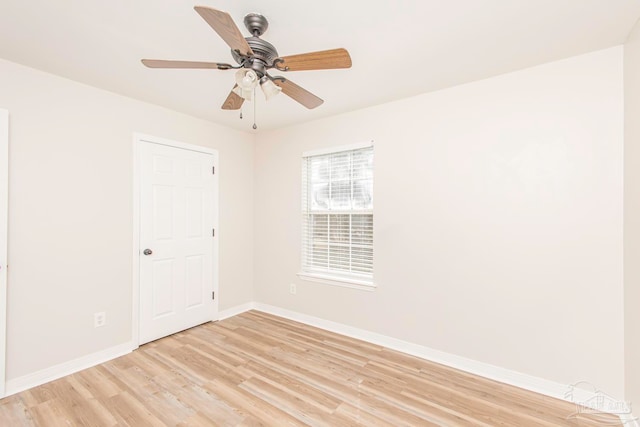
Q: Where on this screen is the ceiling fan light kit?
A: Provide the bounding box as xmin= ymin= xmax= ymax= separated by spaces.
xmin=141 ymin=5 xmax=352 ymax=127
xmin=233 ymin=69 xmax=258 ymax=100
xmin=260 ymin=76 xmax=282 ymax=101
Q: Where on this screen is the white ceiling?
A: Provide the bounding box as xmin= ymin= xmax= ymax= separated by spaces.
xmin=1 ymin=1 xmax=639 ymax=132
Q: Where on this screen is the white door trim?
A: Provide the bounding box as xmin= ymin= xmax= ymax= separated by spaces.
xmin=0 ymin=109 xmax=8 ymax=397
xmin=132 ymin=133 xmax=219 ymax=349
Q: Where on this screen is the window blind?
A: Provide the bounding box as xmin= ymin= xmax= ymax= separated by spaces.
xmin=302 ymin=145 xmax=373 ymax=282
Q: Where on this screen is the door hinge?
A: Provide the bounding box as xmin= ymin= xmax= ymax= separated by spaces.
xmin=212 ymin=291 xmax=215 ymax=300
xmin=212 ymin=228 xmax=215 ymax=237
xmin=212 ymin=166 xmax=215 ymax=175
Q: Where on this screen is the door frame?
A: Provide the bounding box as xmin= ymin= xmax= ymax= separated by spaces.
xmin=0 ymin=109 xmax=8 ymax=397
xmin=131 ymin=133 xmax=219 ymax=349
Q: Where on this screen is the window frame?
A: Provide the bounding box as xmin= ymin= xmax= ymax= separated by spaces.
xmin=298 ymin=141 xmax=375 ymax=291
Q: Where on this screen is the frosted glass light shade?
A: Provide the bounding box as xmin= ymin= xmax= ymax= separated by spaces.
xmin=234 ymin=69 xmax=258 ymax=100
xmin=260 ymin=77 xmax=282 ymax=101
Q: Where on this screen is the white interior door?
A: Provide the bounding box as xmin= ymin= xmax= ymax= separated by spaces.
xmin=138 ymin=139 xmax=217 ymax=345
xmin=0 ymin=109 xmax=8 ymax=396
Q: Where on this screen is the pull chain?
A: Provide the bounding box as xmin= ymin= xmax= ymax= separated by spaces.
xmin=252 ymin=88 xmax=257 ymax=130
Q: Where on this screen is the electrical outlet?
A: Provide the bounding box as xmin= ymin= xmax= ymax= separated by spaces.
xmin=94 ymin=312 xmax=106 ymax=328
xmin=289 ymin=283 xmax=297 ymax=295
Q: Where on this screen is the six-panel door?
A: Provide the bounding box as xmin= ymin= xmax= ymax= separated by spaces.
xmin=139 ymin=141 xmax=216 ymax=345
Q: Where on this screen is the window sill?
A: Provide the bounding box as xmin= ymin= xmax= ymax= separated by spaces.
xmin=297 ymin=272 xmax=376 ymax=291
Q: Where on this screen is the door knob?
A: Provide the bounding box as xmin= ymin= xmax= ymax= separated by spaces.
xmin=143 ymin=249 xmax=153 ymax=256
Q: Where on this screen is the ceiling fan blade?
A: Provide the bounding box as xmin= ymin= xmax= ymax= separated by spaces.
xmin=276 ymin=48 xmax=352 ymax=72
xmin=272 ymin=77 xmax=324 ymax=109
xmin=194 ymin=6 xmax=253 ymax=57
xmin=141 ymin=59 xmax=233 ymax=70
xmin=222 ymin=85 xmax=245 ymax=110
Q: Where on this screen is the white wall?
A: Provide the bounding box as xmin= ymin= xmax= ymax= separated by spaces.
xmin=625 ymin=18 xmax=640 ymax=406
xmin=254 ymin=47 xmax=624 ymax=396
xmin=0 ymin=43 xmax=627 ymax=400
xmin=0 ymin=58 xmax=255 ymax=380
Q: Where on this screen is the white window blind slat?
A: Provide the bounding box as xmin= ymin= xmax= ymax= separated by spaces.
xmin=302 ymin=146 xmax=374 ymax=281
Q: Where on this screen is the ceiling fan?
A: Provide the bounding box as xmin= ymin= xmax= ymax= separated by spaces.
xmin=141 ymin=6 xmax=352 ymax=111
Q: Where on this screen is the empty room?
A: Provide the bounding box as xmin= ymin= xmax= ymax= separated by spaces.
xmin=1 ymin=0 xmax=640 ymax=425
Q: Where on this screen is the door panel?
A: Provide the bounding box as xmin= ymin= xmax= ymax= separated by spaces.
xmin=185 ymin=188 xmax=204 ymax=238
xmin=152 ymin=259 xmax=175 ymax=318
xmin=139 ymin=140 xmax=216 ymax=345
xmin=153 ymin=185 xmax=174 ymax=239
xmin=185 ymin=255 xmax=204 ymax=308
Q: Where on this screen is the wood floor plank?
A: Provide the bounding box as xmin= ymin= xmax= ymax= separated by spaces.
xmin=334 ymin=401 xmax=406 ymax=426
xmin=239 ymin=377 xmax=350 ymax=427
xmin=174 ymin=383 xmax=245 ymax=425
xmin=0 ymin=395 xmax=36 ymax=426
xmin=202 ymin=379 xmax=307 ymax=426
xmin=0 ymin=310 xmax=622 ymax=426
xmin=103 ymin=391 xmax=167 ymax=427
xmin=237 ymin=360 xmax=343 ymax=412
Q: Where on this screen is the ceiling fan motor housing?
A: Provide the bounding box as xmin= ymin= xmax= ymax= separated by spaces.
xmin=227 ymin=13 xmax=279 ymax=78
xmin=231 ymin=36 xmax=279 ymax=77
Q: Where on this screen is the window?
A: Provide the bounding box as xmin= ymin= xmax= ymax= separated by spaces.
xmin=300 ymin=143 xmax=374 ymax=288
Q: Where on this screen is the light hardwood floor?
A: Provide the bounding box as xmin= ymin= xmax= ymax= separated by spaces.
xmin=0 ymin=310 xmax=622 ymax=426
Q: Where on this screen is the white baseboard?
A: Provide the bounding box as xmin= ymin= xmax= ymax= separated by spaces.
xmin=252 ymin=303 xmax=568 ymax=394
xmin=2 ymin=300 xmax=258 ymax=398
xmin=4 ymin=341 xmax=133 ymax=398
xmin=218 ymin=302 xmax=256 ymax=320
xmin=239 ymin=302 xmax=635 ymax=425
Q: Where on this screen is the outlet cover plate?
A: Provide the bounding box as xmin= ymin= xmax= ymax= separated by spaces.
xmin=94 ymin=312 xmax=106 ymax=328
